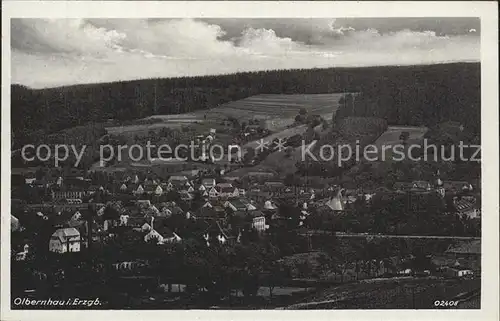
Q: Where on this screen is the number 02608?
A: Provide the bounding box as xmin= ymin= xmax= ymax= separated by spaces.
xmin=434 ymin=300 xmax=459 ymax=307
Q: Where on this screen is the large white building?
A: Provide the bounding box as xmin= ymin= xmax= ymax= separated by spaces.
xmin=49 ymin=228 xmax=81 ymax=253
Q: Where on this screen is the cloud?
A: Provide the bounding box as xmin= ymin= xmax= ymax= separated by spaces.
xmin=11 ymin=19 xmax=126 ymax=56
xmin=236 ymin=28 xmax=302 ymax=56
xmin=11 ymin=18 xmax=480 ymax=88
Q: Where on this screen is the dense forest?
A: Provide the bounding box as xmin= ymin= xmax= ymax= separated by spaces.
xmin=11 ymin=63 xmax=480 ymax=149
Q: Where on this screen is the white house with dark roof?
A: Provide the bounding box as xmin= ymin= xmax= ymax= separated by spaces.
xmin=133 ymin=185 xmax=145 ymax=195
xmin=49 ymin=228 xmax=81 ymax=253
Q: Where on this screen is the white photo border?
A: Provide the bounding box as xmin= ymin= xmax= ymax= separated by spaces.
xmin=1 ymin=1 xmax=498 ymax=321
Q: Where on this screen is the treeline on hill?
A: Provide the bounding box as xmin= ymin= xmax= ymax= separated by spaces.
xmin=11 ymin=63 xmax=480 ymax=149
xmin=333 ymin=64 xmax=480 ymax=134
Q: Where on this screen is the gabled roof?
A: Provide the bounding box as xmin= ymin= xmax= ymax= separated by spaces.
xmin=446 ymin=240 xmax=481 ymax=255
xmin=454 ymin=199 xmax=477 ymax=212
xmin=325 ymin=197 xmax=344 ymax=211
xmin=51 ymin=227 xmax=80 ymax=243
xmin=179 ymin=191 xmax=194 ymax=201
xmin=52 ymin=209 xmax=89 ymax=227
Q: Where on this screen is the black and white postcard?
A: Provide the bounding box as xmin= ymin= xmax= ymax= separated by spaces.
xmin=1 ymin=2 xmax=498 ymax=321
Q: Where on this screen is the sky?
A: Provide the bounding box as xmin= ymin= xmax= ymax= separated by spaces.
xmin=11 ymin=18 xmax=480 ymax=88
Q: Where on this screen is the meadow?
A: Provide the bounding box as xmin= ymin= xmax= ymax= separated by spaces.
xmin=373 ymin=126 xmax=429 ymax=147
xmin=210 ymin=93 xmax=344 ymax=120
xmin=372 ymin=126 xmax=429 ymax=161
xmin=105 ymin=93 xmax=344 ymax=137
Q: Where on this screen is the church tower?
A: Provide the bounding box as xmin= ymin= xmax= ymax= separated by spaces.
xmin=435 ymin=170 xmax=445 ymax=198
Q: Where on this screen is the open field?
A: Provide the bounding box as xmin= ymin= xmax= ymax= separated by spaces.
xmin=373 ymin=126 xmax=429 ymax=147
xmin=210 ymin=93 xmax=344 ymax=120
xmin=372 ymin=126 xmax=429 ymax=161
xmin=106 ymin=122 xmax=188 ymax=135
xmin=105 ymin=93 xmax=345 ymax=137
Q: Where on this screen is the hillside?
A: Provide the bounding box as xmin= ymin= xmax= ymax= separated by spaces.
xmin=11 ymin=63 xmax=480 ymax=149
xmin=286 ymin=277 xmax=480 ymax=309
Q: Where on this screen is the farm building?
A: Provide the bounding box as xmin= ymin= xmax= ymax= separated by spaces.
xmin=445 ymin=240 xmax=481 ymax=261
xmin=442 ymin=266 xmax=474 ymax=278
xmin=453 ymin=198 xmax=480 ymax=219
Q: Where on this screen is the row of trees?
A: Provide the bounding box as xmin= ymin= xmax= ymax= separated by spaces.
xmin=314 ymin=236 xmax=440 ymax=282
